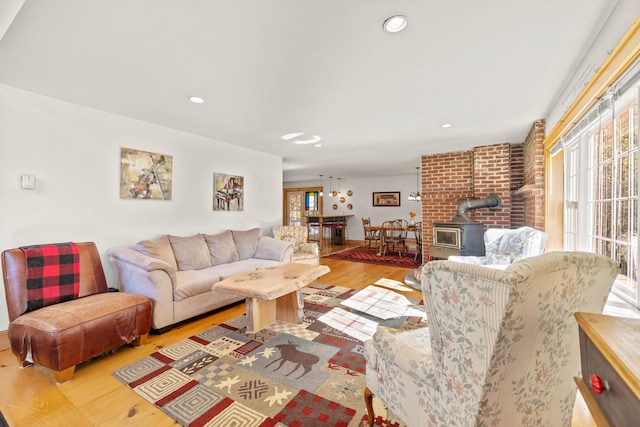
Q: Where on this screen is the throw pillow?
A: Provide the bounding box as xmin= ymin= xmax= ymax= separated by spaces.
xmin=167 ymin=234 xmax=212 ymax=271
xmin=133 ymin=234 xmax=178 ymax=271
xmin=276 ymin=231 xmax=300 ymax=252
xmin=203 ymin=231 xmax=240 ymax=266
xmin=231 ymin=228 xmax=261 ymax=260
xmin=496 ymin=230 xmax=524 ymax=258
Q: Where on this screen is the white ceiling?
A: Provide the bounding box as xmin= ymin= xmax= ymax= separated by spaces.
xmin=0 ymin=0 xmax=616 ymax=182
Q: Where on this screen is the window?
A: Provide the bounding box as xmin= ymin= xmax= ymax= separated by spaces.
xmin=562 ymin=62 xmax=640 ymax=308
xmin=305 ymin=191 xmax=319 ymax=212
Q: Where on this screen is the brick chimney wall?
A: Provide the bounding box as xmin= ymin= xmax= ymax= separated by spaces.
xmin=515 ymin=120 xmax=545 ymax=230
xmin=472 ymin=143 xmax=511 ymax=227
xmin=510 ymin=143 xmax=525 ymax=227
xmin=421 ymin=150 xmax=474 ymax=254
xmin=421 ymin=120 xmax=545 ymax=260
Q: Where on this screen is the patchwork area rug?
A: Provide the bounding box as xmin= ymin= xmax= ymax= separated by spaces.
xmin=113 ymin=283 xmax=425 ymax=427
xmin=323 ymin=246 xmax=421 ymax=270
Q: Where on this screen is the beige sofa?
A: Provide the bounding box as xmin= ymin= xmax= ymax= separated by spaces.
xmin=109 ymin=228 xmax=293 ymax=331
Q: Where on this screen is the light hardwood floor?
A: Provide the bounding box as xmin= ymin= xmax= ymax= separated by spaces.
xmin=0 ymin=242 xmax=595 ymax=426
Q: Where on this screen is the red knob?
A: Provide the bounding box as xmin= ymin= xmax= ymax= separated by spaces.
xmin=589 ymin=374 xmax=606 ymax=394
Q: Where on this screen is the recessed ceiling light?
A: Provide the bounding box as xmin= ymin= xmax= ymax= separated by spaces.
xmin=314 ymin=143 xmax=322 ymax=148
xmin=281 ymin=133 xmax=322 ymax=145
xmin=441 ymin=123 xmax=453 ymax=128
xmin=281 ymin=132 xmax=304 ymax=141
xmin=383 ymin=15 xmax=408 ymax=33
xmin=189 ymin=96 xmax=204 ymax=104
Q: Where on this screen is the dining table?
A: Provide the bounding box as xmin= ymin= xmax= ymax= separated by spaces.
xmin=367 ymin=223 xmax=419 ymax=256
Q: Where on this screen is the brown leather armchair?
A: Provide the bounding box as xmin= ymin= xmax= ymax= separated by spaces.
xmin=2 ymin=241 xmax=152 ymax=383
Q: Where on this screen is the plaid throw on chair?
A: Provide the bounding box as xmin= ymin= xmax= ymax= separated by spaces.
xmin=20 ymin=242 xmax=80 ymax=312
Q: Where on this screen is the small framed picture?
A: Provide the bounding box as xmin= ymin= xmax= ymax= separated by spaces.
xmin=213 ymin=172 xmax=244 ymax=211
xmin=373 ymin=191 xmax=401 ymax=207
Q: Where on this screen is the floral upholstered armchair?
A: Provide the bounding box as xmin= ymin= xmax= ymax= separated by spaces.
xmin=448 ymin=226 xmax=548 ymax=266
xmin=273 ymin=225 xmax=320 ymax=265
xmin=364 ymin=251 xmax=618 ymax=427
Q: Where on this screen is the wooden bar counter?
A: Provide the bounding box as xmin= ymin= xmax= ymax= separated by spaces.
xmin=305 ymin=213 xmax=354 ymax=245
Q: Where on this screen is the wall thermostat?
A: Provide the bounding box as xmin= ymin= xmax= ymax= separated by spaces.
xmin=21 ymin=175 xmax=36 ymax=189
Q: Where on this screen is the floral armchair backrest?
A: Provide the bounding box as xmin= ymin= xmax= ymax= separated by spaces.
xmin=422 ymin=251 xmax=618 ymax=426
xmin=273 ymin=226 xmax=308 ymax=251
xmin=421 ymin=260 xmax=515 ymax=423
xmin=484 ymin=226 xmax=548 ymax=264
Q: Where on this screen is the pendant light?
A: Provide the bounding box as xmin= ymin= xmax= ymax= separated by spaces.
xmin=319 ymin=174 xmax=324 ymax=196
xmin=408 ymin=167 xmax=422 ymax=201
xmin=337 ymin=178 xmax=342 ymax=197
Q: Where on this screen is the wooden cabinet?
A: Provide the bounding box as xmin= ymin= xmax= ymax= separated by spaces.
xmin=574 ymin=312 xmax=640 ymax=427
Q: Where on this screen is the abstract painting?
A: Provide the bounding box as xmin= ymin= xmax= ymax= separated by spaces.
xmin=214 ymin=172 xmax=244 ymax=211
xmin=120 ymin=147 xmax=173 ymax=200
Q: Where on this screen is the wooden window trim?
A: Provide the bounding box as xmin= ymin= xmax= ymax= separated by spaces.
xmin=544 ymin=19 xmax=640 ymax=242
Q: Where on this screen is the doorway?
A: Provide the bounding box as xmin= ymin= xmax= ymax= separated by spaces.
xmin=283 ymin=187 xmax=323 ymax=226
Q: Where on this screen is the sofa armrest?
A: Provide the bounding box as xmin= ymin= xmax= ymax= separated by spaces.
xmin=109 ymin=247 xmax=177 ymax=283
xmin=254 ymin=237 xmax=294 ymax=262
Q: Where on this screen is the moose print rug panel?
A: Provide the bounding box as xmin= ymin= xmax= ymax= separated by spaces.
xmin=113 ymin=283 xmax=423 ymax=426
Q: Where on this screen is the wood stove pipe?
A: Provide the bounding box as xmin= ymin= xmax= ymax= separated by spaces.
xmin=451 ymin=194 xmax=501 ymax=223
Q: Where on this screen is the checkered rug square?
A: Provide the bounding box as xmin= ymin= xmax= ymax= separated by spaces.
xmin=113 ymin=283 xmax=425 ymax=427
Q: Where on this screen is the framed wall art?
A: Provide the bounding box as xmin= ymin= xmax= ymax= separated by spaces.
xmin=120 ymin=147 xmax=173 ymax=200
xmin=372 ymin=191 xmax=401 ymax=207
xmin=214 ymin=172 xmax=244 ymax=211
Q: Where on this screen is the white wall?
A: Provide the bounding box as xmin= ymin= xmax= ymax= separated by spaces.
xmin=547 ymin=0 xmax=640 ymax=130
xmin=0 ymin=84 xmax=283 ymax=330
xmin=285 ymin=174 xmax=423 ymax=242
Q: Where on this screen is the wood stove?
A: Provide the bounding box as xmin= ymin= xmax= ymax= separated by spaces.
xmin=428 ymin=195 xmax=501 ymax=260
xmin=429 ymin=222 xmax=484 ymax=259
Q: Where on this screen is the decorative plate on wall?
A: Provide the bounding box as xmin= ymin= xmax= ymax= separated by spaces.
xmin=339 ymin=196 xmax=346 ymax=203
xmin=347 ymin=203 xmax=353 ymax=210
xmin=332 ymin=204 xmax=338 ymax=210
xmin=347 ymin=190 xmax=353 ymax=196
xmin=331 ymin=190 xmax=338 ymax=197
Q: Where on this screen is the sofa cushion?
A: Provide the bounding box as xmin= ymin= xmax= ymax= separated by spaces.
xmin=231 ymin=228 xmax=261 ymax=260
xmin=211 ymin=258 xmax=281 ymax=280
xmin=173 ymin=269 xmax=221 ymax=301
xmin=168 ymin=234 xmax=212 ymax=271
xmin=203 ymin=231 xmax=240 ymax=266
xmin=133 ymin=235 xmax=178 ymax=271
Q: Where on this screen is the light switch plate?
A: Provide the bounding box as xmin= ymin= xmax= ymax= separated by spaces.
xmin=21 ymin=175 xmax=36 ymax=189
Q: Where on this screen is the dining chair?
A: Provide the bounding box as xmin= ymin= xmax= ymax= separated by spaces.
xmin=382 ymin=219 xmax=407 ymax=258
xmin=405 ymin=221 xmax=422 ymax=261
xmin=362 ymin=217 xmax=381 ymax=251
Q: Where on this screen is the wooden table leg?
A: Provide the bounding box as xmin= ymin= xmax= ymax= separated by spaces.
xmin=377 ymin=232 xmax=386 ymax=256
xmin=245 ymin=297 xmax=276 ymax=334
xmin=276 ymin=290 xmax=303 ymax=324
xmin=246 ymin=290 xmax=304 ymax=333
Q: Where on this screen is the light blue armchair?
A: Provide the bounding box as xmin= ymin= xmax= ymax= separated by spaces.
xmin=364 ymin=251 xmax=618 ymax=427
xmin=448 ymin=226 xmax=548 ymax=266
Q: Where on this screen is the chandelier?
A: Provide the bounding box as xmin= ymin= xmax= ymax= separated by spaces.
xmin=407 ymin=166 xmax=422 ymax=202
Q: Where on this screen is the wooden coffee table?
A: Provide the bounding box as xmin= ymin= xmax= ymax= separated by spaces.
xmin=213 ymin=263 xmax=330 ymax=333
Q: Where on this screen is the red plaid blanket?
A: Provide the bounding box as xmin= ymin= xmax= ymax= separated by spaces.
xmin=20 ymin=242 xmax=80 ymax=312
